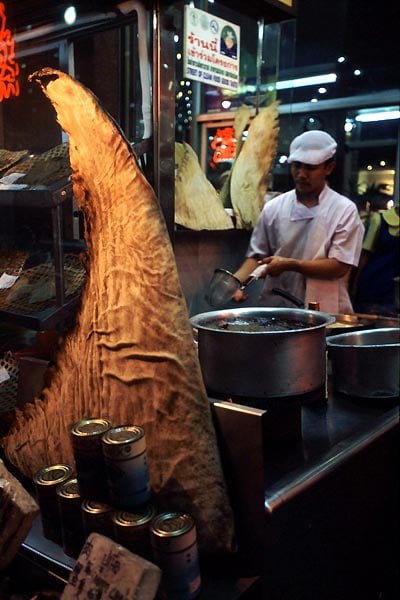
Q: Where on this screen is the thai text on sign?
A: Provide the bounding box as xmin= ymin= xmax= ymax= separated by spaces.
xmin=0 ymin=2 xmax=20 ymax=101
xmin=183 ymin=6 xmax=240 ymax=92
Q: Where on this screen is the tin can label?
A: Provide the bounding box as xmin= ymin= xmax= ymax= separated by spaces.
xmin=102 ymin=426 xmax=151 ymax=509
xmin=57 ymin=478 xmax=84 ymax=558
xmin=81 ymin=499 xmax=115 ymax=539
xmin=112 ymin=505 xmax=155 ymax=560
xmin=154 ymin=543 xmax=201 ymax=599
xmin=71 ymin=418 xmax=111 ymax=500
xmin=33 ymin=464 xmax=73 ymax=544
xmin=151 ymin=513 xmax=201 ymax=599
xmin=104 ymin=448 xmax=151 ymax=508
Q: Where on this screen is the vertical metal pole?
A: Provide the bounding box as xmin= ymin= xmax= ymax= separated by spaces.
xmin=190 ymin=0 xmax=207 ymax=156
xmin=190 ymin=80 xmax=203 ymax=157
xmin=152 ymin=1 xmax=177 ymax=244
xmin=255 ymin=17 xmax=265 ymax=115
xmin=51 ymin=202 xmax=65 ymax=307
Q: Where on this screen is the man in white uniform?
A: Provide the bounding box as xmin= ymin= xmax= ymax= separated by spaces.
xmin=233 ymin=130 xmax=364 ymax=313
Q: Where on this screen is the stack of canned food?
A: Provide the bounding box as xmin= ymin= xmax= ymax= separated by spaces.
xmin=33 ymin=417 xmax=201 ymax=600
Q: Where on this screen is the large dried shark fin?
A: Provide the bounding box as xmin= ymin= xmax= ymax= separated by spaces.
xmin=1 ymin=68 xmax=235 ymax=554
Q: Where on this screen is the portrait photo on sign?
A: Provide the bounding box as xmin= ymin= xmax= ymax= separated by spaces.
xmin=220 ymin=26 xmax=238 ymax=59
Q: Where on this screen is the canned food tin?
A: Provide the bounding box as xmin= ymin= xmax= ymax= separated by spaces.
xmin=33 ymin=463 xmax=73 ymax=544
xmin=112 ymin=504 xmax=155 ymax=561
xmin=150 ymin=512 xmax=201 ymax=600
xmin=102 ymin=425 xmax=151 ymax=509
xmin=81 ymin=498 xmax=115 ymax=540
xmin=56 ymin=477 xmax=84 ymax=558
xmin=308 ymin=301 xmax=320 ymax=311
xmin=70 ymin=417 xmax=112 ymax=500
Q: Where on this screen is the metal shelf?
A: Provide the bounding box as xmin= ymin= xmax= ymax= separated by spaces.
xmin=0 ymin=295 xmax=81 ymax=330
xmin=0 ymin=179 xmax=82 ymax=330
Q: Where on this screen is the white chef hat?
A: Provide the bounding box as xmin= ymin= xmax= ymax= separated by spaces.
xmin=288 ymin=130 xmax=337 ymax=165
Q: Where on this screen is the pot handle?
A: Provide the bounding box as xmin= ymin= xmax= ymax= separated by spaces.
xmin=271 ymin=288 xmax=304 ymax=308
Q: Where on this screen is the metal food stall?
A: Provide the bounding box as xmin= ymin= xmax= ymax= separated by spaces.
xmin=1 ymin=373 xmax=398 ymax=598
xmin=0 ymin=1 xmax=399 ymax=599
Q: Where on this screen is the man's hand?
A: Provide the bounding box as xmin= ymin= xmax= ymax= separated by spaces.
xmin=259 ymin=255 xmax=350 ymax=279
xmin=232 ymin=288 xmax=249 ymax=302
xmin=260 ymin=256 xmax=297 ymax=277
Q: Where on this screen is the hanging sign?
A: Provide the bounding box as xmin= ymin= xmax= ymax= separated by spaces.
xmin=183 ymin=6 xmax=240 ymax=92
xmin=210 ymin=127 xmax=236 ymax=167
xmin=0 ymin=2 xmax=20 ymax=102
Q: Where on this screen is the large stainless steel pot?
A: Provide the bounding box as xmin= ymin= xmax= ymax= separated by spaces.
xmin=326 ymin=313 xmax=400 ymax=336
xmin=190 ymin=307 xmax=335 ymax=398
xmin=327 ymin=328 xmax=400 ymax=398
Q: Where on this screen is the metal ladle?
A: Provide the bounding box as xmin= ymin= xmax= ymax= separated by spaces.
xmin=205 ymin=264 xmax=266 ymax=307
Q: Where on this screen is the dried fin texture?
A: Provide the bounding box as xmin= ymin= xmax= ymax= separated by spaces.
xmin=218 ymin=105 xmax=252 ymax=210
xmin=234 ymin=105 xmax=253 ymax=157
xmin=175 ymin=141 xmax=233 ymax=230
xmin=0 ymin=69 xmax=235 ymax=554
xmin=230 ymin=102 xmax=280 ymax=229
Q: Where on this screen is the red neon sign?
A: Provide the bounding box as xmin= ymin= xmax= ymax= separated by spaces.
xmin=210 ymin=127 xmax=236 ymax=168
xmin=0 ymin=2 xmax=20 ymax=101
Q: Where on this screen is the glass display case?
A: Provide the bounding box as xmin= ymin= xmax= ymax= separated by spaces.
xmin=0 ymin=145 xmax=85 ymax=418
xmin=0 ymin=145 xmax=85 ymax=331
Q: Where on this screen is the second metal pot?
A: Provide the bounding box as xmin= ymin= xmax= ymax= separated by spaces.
xmin=191 ymin=307 xmax=335 ymax=398
xmin=326 ymin=327 xmax=400 ymax=398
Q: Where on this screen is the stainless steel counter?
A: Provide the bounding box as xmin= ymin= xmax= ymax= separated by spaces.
xmin=2 ymin=386 xmax=398 ymax=599
xmin=211 ymin=388 xmax=399 ymax=599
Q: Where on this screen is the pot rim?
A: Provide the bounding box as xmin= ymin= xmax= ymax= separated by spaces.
xmin=326 ymin=327 xmax=400 ymax=348
xmin=190 ymin=307 xmax=336 ymax=334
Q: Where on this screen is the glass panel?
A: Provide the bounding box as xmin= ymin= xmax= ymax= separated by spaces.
xmin=205 ymin=120 xmax=236 ymax=193
xmin=72 ymin=20 xmax=144 ymax=143
xmin=343 ymin=111 xmax=397 ymax=200
xmin=1 ymin=45 xmax=62 ymax=151
xmin=177 ymin=2 xmax=287 ymax=120
xmin=120 ymin=22 xmax=144 ymax=142
xmin=178 ymin=2 xmax=291 ymax=190
xmin=74 ymin=29 xmax=121 ymax=125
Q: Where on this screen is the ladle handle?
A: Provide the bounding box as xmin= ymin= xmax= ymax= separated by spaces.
xmin=271 ymin=287 xmax=305 ymax=308
xmin=242 ymin=264 xmax=267 ymax=287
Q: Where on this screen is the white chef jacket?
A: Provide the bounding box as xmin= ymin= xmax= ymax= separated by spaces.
xmin=246 ymin=185 xmax=364 ymax=313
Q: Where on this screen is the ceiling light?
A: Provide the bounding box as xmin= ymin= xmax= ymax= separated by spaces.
xmin=344 ymin=120 xmax=354 ymax=133
xmin=64 ymin=6 xmax=77 ymax=25
xmin=355 ymin=108 xmax=400 ymax=122
xmin=276 ymin=73 xmax=337 ymax=90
